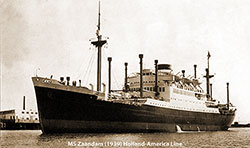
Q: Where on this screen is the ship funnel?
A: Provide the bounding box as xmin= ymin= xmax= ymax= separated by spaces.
xmin=181 ymin=70 xmax=185 ymax=77
xmin=227 ymin=82 xmax=230 ymax=109
xmin=154 ymin=60 xmax=159 ymax=96
xmin=23 ymin=96 xmax=25 ymax=110
xmin=158 ymin=64 xmax=172 ymax=70
xmin=194 ymin=65 xmax=197 ymax=79
xmin=124 ymin=62 xmax=128 ymax=92
xmin=108 ymin=57 xmax=112 ymax=94
xmin=66 ymin=77 xmax=70 ymax=85
xmin=139 ymin=54 xmax=143 ymax=98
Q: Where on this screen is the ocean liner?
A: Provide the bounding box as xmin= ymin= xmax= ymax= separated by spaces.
xmin=32 ymin=1 xmax=236 ymax=134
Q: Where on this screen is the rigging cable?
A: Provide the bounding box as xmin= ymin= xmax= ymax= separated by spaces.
xmin=103 ymin=50 xmax=120 ymax=90
xmin=82 ymin=50 xmax=96 ymax=85
xmin=74 ymin=48 xmax=93 ymax=80
xmin=78 ymin=49 xmax=95 ymax=79
xmin=85 ymin=52 xmax=96 ymax=86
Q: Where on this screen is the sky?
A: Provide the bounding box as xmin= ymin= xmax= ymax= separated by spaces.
xmin=1 ymin=0 xmax=250 ymax=123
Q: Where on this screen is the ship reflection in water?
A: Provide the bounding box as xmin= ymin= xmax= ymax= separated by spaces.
xmin=1 ymin=128 xmax=250 ymax=147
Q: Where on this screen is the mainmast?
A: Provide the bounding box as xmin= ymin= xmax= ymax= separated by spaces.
xmin=205 ymin=51 xmax=214 ymax=100
xmin=91 ymin=0 xmax=107 ymax=91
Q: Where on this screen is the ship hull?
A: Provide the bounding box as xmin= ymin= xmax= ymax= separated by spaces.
xmin=34 ymin=85 xmax=235 ymax=133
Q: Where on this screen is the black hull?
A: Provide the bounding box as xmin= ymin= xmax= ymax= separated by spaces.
xmin=34 ymin=86 xmax=235 ymax=133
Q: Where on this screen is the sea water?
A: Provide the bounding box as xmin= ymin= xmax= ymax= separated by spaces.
xmin=1 ymin=128 xmax=250 ymax=148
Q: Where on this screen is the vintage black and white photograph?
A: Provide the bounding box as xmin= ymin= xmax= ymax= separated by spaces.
xmin=1 ymin=0 xmax=250 ymax=147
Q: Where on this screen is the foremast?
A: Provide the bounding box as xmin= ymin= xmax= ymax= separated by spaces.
xmin=91 ymin=0 xmax=107 ymax=91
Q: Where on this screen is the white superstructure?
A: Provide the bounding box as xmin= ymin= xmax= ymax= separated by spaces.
xmin=127 ymin=66 xmax=222 ymax=114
